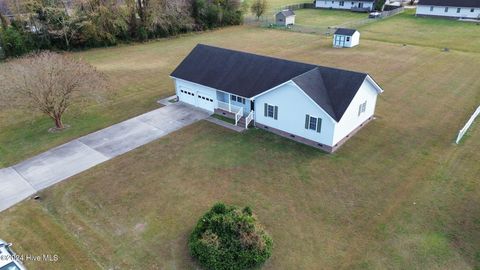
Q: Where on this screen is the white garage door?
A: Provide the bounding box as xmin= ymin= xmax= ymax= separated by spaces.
xmin=196 ymin=91 xmax=215 ymax=112
xmin=178 ymin=88 xmax=196 ymax=105
xmin=178 ymin=88 xmax=215 ymax=112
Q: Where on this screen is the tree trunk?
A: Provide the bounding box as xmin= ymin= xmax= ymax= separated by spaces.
xmin=54 ymin=115 xmax=64 ymax=129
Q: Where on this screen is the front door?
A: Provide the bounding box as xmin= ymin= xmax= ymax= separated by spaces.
xmin=358 ymin=2 xmax=363 ymax=8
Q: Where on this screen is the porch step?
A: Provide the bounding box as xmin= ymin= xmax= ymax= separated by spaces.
xmin=213 ymin=108 xmax=253 ymax=128
xmin=238 ymin=117 xmax=254 ymax=128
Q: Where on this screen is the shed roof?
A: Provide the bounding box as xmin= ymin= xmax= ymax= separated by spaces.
xmin=418 ymin=0 xmax=480 ymax=7
xmin=277 ymin=9 xmax=295 ymax=17
xmin=334 ymin=28 xmax=358 ymax=36
xmin=171 ymin=44 xmax=373 ymax=121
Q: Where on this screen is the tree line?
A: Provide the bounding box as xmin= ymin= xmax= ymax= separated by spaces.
xmin=0 ymin=0 xmax=268 ymax=58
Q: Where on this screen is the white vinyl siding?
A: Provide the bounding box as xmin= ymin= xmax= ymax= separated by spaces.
xmin=333 ymin=78 xmax=378 ymax=145
xmin=333 ymin=31 xmax=360 ymax=48
xmin=416 ymin=4 xmax=480 ymax=19
xmin=314 ymin=0 xmax=373 ymax=10
xmin=255 ymin=81 xmax=336 ymax=146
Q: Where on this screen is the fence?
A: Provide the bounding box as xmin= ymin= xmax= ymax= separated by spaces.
xmin=244 ymin=4 xmax=404 ymax=35
xmin=379 ymin=6 xmax=405 ymax=18
xmin=455 ymin=105 xmax=480 ymax=144
xmin=276 ymin=2 xmax=315 ymax=12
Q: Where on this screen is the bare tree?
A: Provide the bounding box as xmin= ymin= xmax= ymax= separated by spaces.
xmin=0 ymin=51 xmax=108 ymax=130
xmin=250 ymin=0 xmax=267 ymax=20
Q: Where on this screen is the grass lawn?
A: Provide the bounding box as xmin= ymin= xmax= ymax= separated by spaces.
xmin=358 ymin=9 xmax=480 ymax=53
xmin=0 ymin=19 xmax=480 ymax=269
xmin=212 ymin=114 xmax=236 ymax=125
xmin=294 ymin=8 xmax=368 ymax=28
xmin=2 ymin=9 xmax=478 ymax=168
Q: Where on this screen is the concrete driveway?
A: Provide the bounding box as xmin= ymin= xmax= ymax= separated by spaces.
xmin=0 ymin=102 xmax=210 ymax=212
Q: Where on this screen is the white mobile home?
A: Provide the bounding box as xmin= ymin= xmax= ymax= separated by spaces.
xmin=333 ymin=28 xmax=360 ymax=47
xmin=170 ymin=44 xmax=383 ymax=152
xmin=315 ymin=0 xmax=375 ymax=11
xmin=416 ymin=0 xmax=480 ymax=19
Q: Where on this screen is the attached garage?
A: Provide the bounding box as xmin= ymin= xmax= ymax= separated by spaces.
xmin=175 ymin=79 xmax=217 ymax=112
xmin=195 ymin=91 xmax=215 ymax=112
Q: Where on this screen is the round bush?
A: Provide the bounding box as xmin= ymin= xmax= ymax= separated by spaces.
xmin=189 ymin=203 xmax=273 ymax=270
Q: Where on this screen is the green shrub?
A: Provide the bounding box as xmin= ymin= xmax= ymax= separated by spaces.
xmin=0 ymin=26 xmax=29 ymax=57
xmin=189 ymin=203 xmax=273 ymax=270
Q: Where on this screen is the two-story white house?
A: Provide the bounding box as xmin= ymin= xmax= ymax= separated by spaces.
xmin=170 ymin=44 xmax=383 ymax=152
xmin=416 ymin=0 xmax=480 ymax=19
xmin=315 ymin=0 xmax=376 ymax=11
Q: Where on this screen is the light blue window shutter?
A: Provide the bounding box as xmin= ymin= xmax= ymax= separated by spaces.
xmin=305 ymin=115 xmax=310 ymax=129
xmin=264 ymin=103 xmax=268 ymax=117
xmin=274 ymin=106 xmax=278 ymax=120
xmin=316 ymin=118 xmax=322 ymax=133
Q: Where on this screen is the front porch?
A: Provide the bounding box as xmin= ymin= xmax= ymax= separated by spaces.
xmin=214 ymin=107 xmax=255 ymax=129
xmin=215 ymin=91 xmax=254 ymax=128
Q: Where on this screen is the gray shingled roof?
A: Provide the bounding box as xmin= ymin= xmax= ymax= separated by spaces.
xmin=334 ymin=28 xmax=357 ymax=36
xmin=418 ymin=0 xmax=480 ymax=7
xmin=277 ymin=9 xmax=295 ymax=17
xmin=171 ymin=44 xmax=371 ymax=122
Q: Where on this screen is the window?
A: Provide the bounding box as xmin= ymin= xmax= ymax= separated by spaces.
xmin=430 ymin=6 xmax=434 ymax=11
xmin=268 ymin=105 xmax=274 ymax=117
xmin=457 ymin=8 xmax=461 ymax=13
xmin=305 ymin=114 xmax=322 ymax=133
xmin=358 ymin=101 xmax=367 ymax=116
xmin=351 ymin=1 xmax=354 ymax=5
xmin=231 ymin=95 xmax=246 ymax=104
xmin=309 ymin=116 xmax=317 ymax=130
xmin=346 ymin=37 xmax=350 ymax=42
xmin=264 ymin=103 xmax=278 ymax=120
xmin=339 ymin=1 xmax=344 ymax=6
xmin=471 ymin=8 xmax=475 ymax=12
xmin=444 ymin=7 xmax=448 ymax=12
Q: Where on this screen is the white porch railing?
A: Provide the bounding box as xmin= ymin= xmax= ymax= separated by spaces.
xmin=245 ymin=110 xmax=254 ymax=129
xmin=235 ymin=107 xmax=244 ymax=126
xmin=217 ymin=100 xmax=242 ymax=114
xmin=455 ymin=105 xmax=480 ymax=144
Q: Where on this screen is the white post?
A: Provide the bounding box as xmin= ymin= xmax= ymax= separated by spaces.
xmin=455 ymin=105 xmax=480 ymax=144
xmin=228 ymin=94 xmax=231 ymax=112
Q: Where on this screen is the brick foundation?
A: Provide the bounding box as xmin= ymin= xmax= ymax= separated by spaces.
xmin=256 ymin=116 xmax=375 ymax=153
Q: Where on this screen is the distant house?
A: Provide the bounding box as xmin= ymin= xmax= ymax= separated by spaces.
xmin=170 ymin=44 xmax=384 ymax=152
xmin=276 ymin=9 xmax=296 ymax=26
xmin=416 ymin=0 xmax=480 ymax=19
xmin=333 ymin=28 xmax=360 ymax=47
xmin=315 ymin=0 xmax=376 ymax=12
